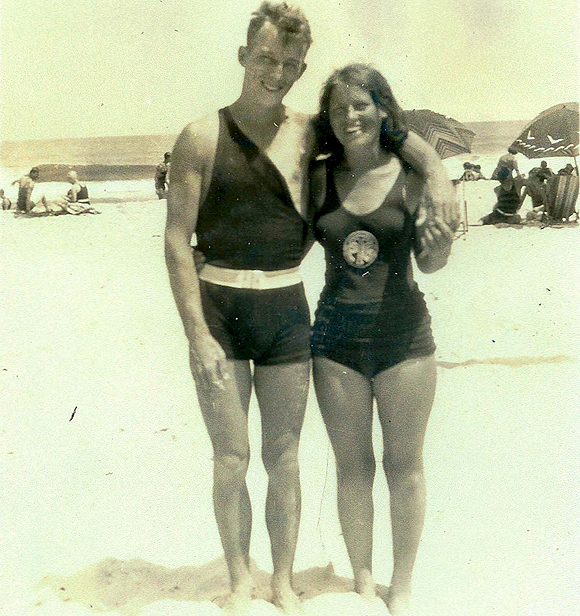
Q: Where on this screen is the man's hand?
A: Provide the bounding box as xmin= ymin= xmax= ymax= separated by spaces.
xmin=189 ymin=333 xmax=232 ymax=392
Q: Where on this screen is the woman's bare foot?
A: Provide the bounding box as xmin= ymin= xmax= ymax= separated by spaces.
xmin=386 ymin=584 xmax=412 ymax=615
xmin=354 ymin=568 xmax=377 ymax=600
xmin=271 ymin=577 xmax=303 ymax=614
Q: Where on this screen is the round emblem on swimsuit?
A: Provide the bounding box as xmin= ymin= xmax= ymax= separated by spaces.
xmin=342 ymin=230 xmax=379 ymax=269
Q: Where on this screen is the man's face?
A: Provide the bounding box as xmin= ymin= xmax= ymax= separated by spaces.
xmin=239 ymin=21 xmax=307 ymax=105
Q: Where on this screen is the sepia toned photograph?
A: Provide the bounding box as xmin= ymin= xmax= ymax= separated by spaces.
xmin=1 ymin=1 xmax=578 ymax=615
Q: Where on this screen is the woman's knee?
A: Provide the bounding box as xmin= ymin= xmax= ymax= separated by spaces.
xmin=382 ymin=451 xmax=424 ymax=486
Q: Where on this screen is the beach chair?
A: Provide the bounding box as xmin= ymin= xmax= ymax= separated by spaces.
xmin=543 ymin=175 xmax=579 ymax=223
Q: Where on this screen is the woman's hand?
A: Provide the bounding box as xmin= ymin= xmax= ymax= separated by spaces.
xmin=416 ymin=175 xmax=461 ymax=232
xmin=415 ymin=216 xmax=454 ymax=273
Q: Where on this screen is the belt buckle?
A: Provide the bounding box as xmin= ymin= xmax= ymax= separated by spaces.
xmin=235 ymin=269 xmax=265 ymax=289
xmin=250 ymin=269 xmax=265 ymax=289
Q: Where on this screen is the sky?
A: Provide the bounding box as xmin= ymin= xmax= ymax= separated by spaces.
xmin=1 ymin=0 xmax=578 ymax=141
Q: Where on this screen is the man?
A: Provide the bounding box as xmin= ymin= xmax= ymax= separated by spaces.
xmin=155 ymin=152 xmax=171 ymax=199
xmin=529 ymin=160 xmax=554 ymax=183
xmin=11 ymin=167 xmax=41 ymax=213
xmin=165 ymin=2 xmax=455 ymax=613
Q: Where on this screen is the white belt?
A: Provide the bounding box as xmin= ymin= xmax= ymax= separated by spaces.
xmin=198 ymin=264 xmax=302 ymax=290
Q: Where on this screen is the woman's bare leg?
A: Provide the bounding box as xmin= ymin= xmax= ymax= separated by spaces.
xmin=313 ymin=356 xmax=377 ymax=598
xmin=373 ymin=355 xmax=436 ymax=615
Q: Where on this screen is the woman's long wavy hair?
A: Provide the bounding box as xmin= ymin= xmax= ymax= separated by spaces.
xmin=312 ymin=64 xmax=408 ymax=162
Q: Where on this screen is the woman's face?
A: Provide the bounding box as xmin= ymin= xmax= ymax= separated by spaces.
xmin=328 ymin=82 xmax=385 ymax=154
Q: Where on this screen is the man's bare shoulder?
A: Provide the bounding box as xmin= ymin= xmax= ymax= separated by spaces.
xmin=176 ymin=112 xmax=221 ymax=161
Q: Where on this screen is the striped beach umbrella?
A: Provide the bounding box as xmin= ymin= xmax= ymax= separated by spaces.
xmin=404 ymin=109 xmax=475 ymax=159
xmin=510 ymin=102 xmax=579 ymax=158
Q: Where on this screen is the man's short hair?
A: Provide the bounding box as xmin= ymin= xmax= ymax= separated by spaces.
xmin=247 ymin=1 xmax=312 ymax=50
xmin=507 ymin=146 xmax=518 ymax=155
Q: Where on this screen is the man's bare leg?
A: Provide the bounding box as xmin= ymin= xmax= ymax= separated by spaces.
xmin=254 ymin=360 xmax=310 ymax=613
xmin=196 ymin=359 xmax=255 ymax=613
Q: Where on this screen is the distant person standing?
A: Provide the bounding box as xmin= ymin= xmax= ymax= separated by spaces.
xmin=1 ymin=189 xmax=13 ymax=210
xmin=11 ymin=167 xmax=41 ymax=213
xmin=155 ymin=152 xmax=171 ymax=199
xmin=491 ymin=147 xmax=520 ymax=181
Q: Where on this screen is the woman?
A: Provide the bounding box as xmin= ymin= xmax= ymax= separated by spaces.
xmin=310 ymin=64 xmax=454 ymax=615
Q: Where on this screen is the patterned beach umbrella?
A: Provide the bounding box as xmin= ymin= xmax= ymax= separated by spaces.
xmin=404 ymin=109 xmax=475 ymax=159
xmin=510 ymin=102 xmax=579 ymax=158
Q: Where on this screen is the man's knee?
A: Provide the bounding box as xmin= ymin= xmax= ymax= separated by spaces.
xmin=213 ymin=451 xmax=250 ymax=485
xmin=262 ymin=433 xmax=300 ymax=476
xmin=336 ymin=452 xmax=376 ymax=483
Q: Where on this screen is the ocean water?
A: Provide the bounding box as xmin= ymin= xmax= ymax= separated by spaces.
xmin=2 ymin=120 xmax=574 ymax=204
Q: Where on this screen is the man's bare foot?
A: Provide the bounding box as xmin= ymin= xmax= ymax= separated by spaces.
xmin=354 ymin=568 xmax=377 ymax=600
xmin=271 ymin=578 xmax=303 ymax=614
xmin=220 ymin=579 xmax=255 ymax=615
xmin=386 ymin=585 xmax=412 ymax=615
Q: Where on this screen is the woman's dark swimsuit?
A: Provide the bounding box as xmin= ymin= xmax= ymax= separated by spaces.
xmin=311 ymin=161 xmax=435 ymax=378
xmin=196 ymin=107 xmax=311 ymax=365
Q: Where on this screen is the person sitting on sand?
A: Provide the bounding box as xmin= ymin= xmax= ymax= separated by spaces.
xmin=61 ymin=170 xmax=99 ymax=214
xmin=491 ymin=147 xmax=520 ymax=181
xmin=529 ymin=160 xmax=554 ymax=183
xmin=155 ymin=152 xmax=171 ymax=199
xmin=521 ymin=172 xmax=547 ymax=210
xmin=11 ymin=167 xmax=42 ymax=213
xmin=481 ymin=170 xmax=525 ymax=225
xmin=471 ymin=164 xmax=486 ymax=180
xmin=1 ymin=189 xmax=13 ymax=210
xmin=459 ymin=162 xmax=477 ymax=181
xmin=557 ymin=163 xmax=575 ymax=176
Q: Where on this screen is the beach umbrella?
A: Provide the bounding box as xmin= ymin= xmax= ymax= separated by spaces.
xmin=404 ymin=109 xmax=475 ymax=159
xmin=509 ymin=102 xmax=579 ymax=159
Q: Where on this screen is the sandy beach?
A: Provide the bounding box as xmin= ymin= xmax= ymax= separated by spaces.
xmin=1 ymin=180 xmax=579 ymax=616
